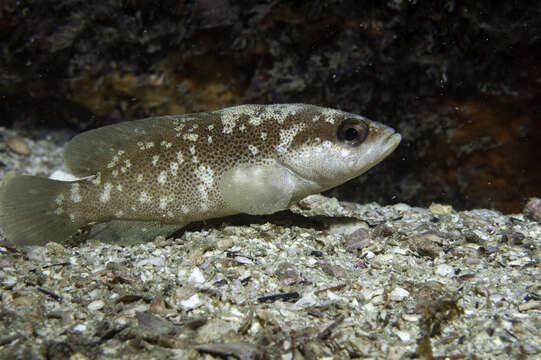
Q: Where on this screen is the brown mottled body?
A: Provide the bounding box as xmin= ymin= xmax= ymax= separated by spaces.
xmin=0 ymin=104 xmax=401 ymax=245
xmin=64 ymin=105 xmax=321 ymax=225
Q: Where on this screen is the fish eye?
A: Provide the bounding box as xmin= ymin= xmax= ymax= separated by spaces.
xmin=337 ymin=118 xmax=368 ymax=146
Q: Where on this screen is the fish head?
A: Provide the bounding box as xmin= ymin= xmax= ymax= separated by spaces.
xmin=275 ymin=107 xmax=401 ymax=193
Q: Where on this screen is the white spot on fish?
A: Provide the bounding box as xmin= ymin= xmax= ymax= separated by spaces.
xmin=157 ymin=171 xmax=167 ymax=184
xmin=107 ymin=154 xmax=122 ymax=168
xmin=152 ymin=155 xmax=160 ymax=166
xmin=160 ymin=140 xmax=172 ymax=148
xmin=239 ymin=124 xmax=246 ymax=132
xmin=208 ymin=124 xmax=214 ymax=131
xmin=69 ymin=214 xmax=76 ymax=223
xmin=116 ymin=184 xmax=123 ymax=192
xmin=277 ymin=124 xmax=304 ymax=154
xmin=137 ymin=174 xmax=143 ymax=182
xmin=100 ymin=183 xmax=112 ymax=203
xmin=176 ymin=151 xmax=184 ymax=164
xmin=138 ymin=191 xmax=151 ymax=203
xmin=91 ymin=172 xmax=102 ymax=185
xmin=159 ymin=195 xmax=170 ymax=210
xmin=188 ymin=146 xmax=196 ymax=155
xmin=221 ymin=113 xmax=236 ymax=134
xmin=170 ymin=161 xmax=179 ymax=176
xmin=112 ymin=169 xmax=119 ymax=177
xmin=183 ymin=133 xmax=199 ymax=142
xmin=70 ymin=183 xmax=81 ymax=203
xmin=248 ymin=144 xmax=259 ymax=155
xmin=249 ymin=117 xmax=262 ymax=126
xmin=145 ymin=142 xmax=154 ymax=149
xmin=197 ymin=184 xmax=209 ymax=211
xmin=261 ymin=132 xmax=267 ymax=141
xmin=275 ymin=104 xmax=304 ymax=124
xmin=55 ymin=193 xmax=64 ymax=206
xmin=196 ymin=165 xmax=214 ymax=188
xmin=208 ymin=136 xmax=212 ymax=144
xmin=124 ymin=159 xmax=131 ymax=168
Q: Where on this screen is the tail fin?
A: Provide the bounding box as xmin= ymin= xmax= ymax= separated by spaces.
xmin=0 ymin=175 xmax=83 ymax=245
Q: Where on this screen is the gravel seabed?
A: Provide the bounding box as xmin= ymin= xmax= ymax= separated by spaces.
xmin=0 ymin=128 xmax=539 ymax=359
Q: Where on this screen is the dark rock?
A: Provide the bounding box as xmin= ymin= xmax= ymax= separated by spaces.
xmin=407 ymin=232 xmax=445 ymax=259
xmin=524 ymin=198 xmax=541 ymax=221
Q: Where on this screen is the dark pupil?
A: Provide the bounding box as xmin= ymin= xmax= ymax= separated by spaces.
xmin=345 ymin=127 xmax=358 ymax=141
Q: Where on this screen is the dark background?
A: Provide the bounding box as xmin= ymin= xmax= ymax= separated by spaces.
xmin=1 ymin=0 xmax=540 ymax=213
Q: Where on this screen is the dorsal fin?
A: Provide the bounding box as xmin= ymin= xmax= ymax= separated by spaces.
xmin=64 ymin=115 xmax=186 ymax=177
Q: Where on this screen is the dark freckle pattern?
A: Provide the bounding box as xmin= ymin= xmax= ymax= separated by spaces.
xmin=59 ymin=104 xmax=359 ymax=225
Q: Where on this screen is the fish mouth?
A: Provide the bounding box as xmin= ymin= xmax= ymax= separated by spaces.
xmin=351 ymin=129 xmax=401 ymax=174
xmin=383 ymin=132 xmax=402 ymax=154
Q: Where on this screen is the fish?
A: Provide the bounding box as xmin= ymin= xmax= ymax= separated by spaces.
xmin=0 ymin=104 xmax=401 ymax=245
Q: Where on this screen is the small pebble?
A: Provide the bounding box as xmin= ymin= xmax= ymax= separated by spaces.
xmin=180 ymin=294 xmax=202 ymax=310
xmin=524 ymin=198 xmax=541 ymax=221
xmin=189 ymin=267 xmax=206 ymax=284
xmin=196 ymin=342 xmax=264 ymax=360
xmin=275 ymin=262 xmax=299 ymax=284
xmin=73 ymin=324 xmax=87 ymax=333
xmin=13 ymin=296 xmax=34 ymax=306
xmin=295 ymin=293 xmax=317 ymax=307
xmin=7 ymin=136 xmax=31 ymax=156
xmin=407 ymin=231 xmax=445 ymax=258
xmin=217 ymin=237 xmax=234 ymax=250
xmin=394 ymin=329 xmax=412 ymax=342
xmin=389 ymin=287 xmax=410 ymax=301
xmin=521 ymin=343 xmax=540 ymax=355
xmin=345 ymin=228 xmax=371 ymax=253
xmin=234 ymin=256 xmax=254 ymax=265
xmin=310 ymin=250 xmax=324 ymax=257
xmin=135 ymin=256 xmax=165 ymax=267
xmin=392 ymin=203 xmax=411 ymax=212
xmin=464 ymin=257 xmax=481 ymax=266
xmin=0 ymin=257 xmax=16 ymax=268
xmin=372 ymin=224 xmax=393 ymax=238
xmin=502 ymin=230 xmax=525 ymax=245
xmin=318 ymin=261 xmax=345 ymax=278
xmin=436 ymin=264 xmax=455 ymax=277
xmin=88 ymin=300 xmax=104 ymax=311
xmin=149 ymin=296 xmax=169 ymax=316
xmin=2 ymin=276 xmax=17 ymax=287
xmin=518 ymin=301 xmax=541 ymax=312
xmin=429 ymin=203 xmax=453 ymax=215
xmin=363 ymin=250 xmax=375 ymax=259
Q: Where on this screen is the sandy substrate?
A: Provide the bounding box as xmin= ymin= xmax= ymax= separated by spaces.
xmin=0 ymin=128 xmax=539 ymax=359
